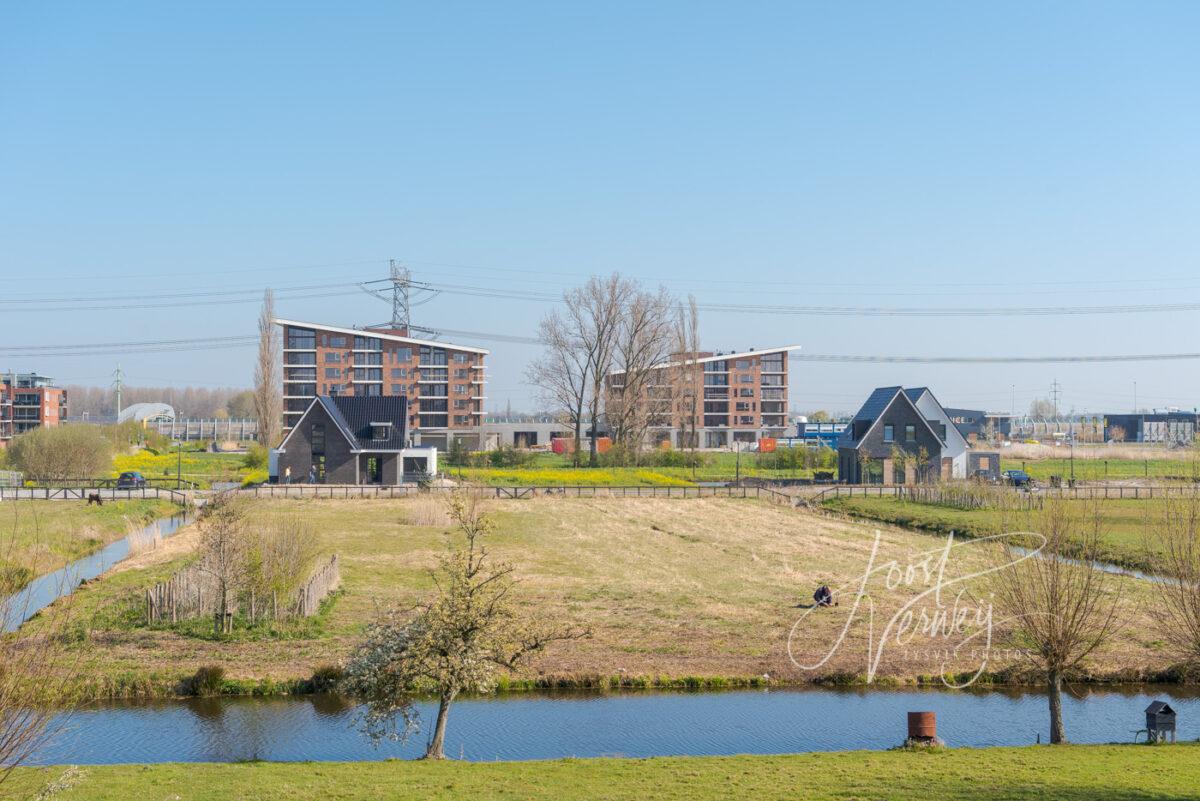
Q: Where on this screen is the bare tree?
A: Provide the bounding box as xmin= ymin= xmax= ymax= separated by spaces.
xmin=254 ymin=289 xmax=282 ymax=448
xmin=670 ymin=295 xmax=701 ymax=456
xmin=341 ymin=493 xmax=587 ymax=759
xmin=1153 ymin=494 xmax=1200 ymax=665
xmin=0 ymin=506 xmax=79 ymax=783
xmin=991 ymin=498 xmax=1124 ymax=743
xmin=526 ymin=312 xmax=592 ymax=467
xmin=195 ymin=498 xmax=251 ymax=634
xmin=605 ymin=284 xmax=676 ymax=457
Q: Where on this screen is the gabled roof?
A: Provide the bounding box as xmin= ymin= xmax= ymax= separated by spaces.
xmin=275 ymin=318 xmax=489 ymax=355
xmin=322 ymin=396 xmax=409 ymax=450
xmin=1146 ymin=701 xmax=1175 ymax=714
xmin=838 ymin=386 xmax=943 ymax=450
xmin=278 ymin=395 xmax=409 ymax=452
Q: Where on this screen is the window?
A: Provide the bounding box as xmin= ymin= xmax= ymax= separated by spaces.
xmin=394 ymin=347 xmax=413 ymax=361
xmin=372 ymin=424 xmax=391 ymax=440
xmin=354 ymin=368 xmax=383 ymax=382
xmin=454 ymin=415 xmax=472 ymax=425
xmin=391 ymin=384 xmax=404 ymax=394
xmin=454 ymin=369 xmax=469 ymax=379
xmin=760 ymin=353 xmax=785 ymax=370
xmin=704 ymin=360 xmax=727 ymax=372
xmin=325 ymin=368 xmax=341 ymax=379
xmin=325 ymin=352 xmax=342 ymax=363
xmin=453 ymin=353 xmax=469 ymax=363
xmin=420 ymin=384 xmax=448 ymax=398
xmin=391 ymin=367 xmax=408 ymax=379
xmin=905 ymin=424 xmax=916 ymax=442
xmin=883 ymin=425 xmax=894 ymax=443
xmin=739 ymin=388 xmax=754 ymax=397
xmin=420 ymin=345 xmax=447 ymax=365
xmin=362 ymin=384 xmax=382 ymax=397
xmin=737 ymin=374 xmax=753 ymax=383
xmin=421 ymin=367 xmax=448 ymax=381
xmin=735 ymin=359 xmax=752 ymax=369
xmin=285 ymin=352 xmax=317 ymax=366
xmin=894 ymin=462 xmax=906 ymax=484
xmin=739 ymin=415 xmax=755 ymax=425
xmin=454 ymin=384 xmax=468 ymax=394
xmin=355 ymin=352 xmax=383 ymax=366
xmin=354 ymin=336 xmax=382 ymax=351
xmin=286 ymin=328 xmax=316 ymax=349
xmin=736 ymin=402 xmax=751 ymax=412
xmin=704 ymin=374 xmax=729 ymax=387
xmin=760 ymin=374 xmax=784 ymax=387
xmin=454 ymin=399 xmax=469 ymax=409
xmin=311 ymin=423 xmax=326 ymax=455
xmin=288 ymin=384 xmax=316 ymax=396
xmin=330 ymin=335 xmax=347 ymax=348
xmin=286 ymin=367 xmax=316 ymax=381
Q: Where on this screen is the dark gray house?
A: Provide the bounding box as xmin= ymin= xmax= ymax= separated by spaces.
xmin=838 ymin=387 xmax=1000 ymax=484
xmin=276 ymin=395 xmax=436 ymax=484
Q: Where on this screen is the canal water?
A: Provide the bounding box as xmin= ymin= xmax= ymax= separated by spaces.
xmin=2 ymin=515 xmax=191 ymax=632
xmin=30 ymin=685 xmax=1200 ymax=764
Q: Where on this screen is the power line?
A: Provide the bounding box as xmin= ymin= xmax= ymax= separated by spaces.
xmin=790 ymin=353 xmax=1200 ymax=364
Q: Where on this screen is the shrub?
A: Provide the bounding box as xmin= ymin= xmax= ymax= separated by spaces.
xmin=241 ymin=443 xmax=269 ymax=470
xmin=309 ymin=663 xmax=345 ymax=692
xmin=186 ymin=665 xmax=226 ymax=696
xmin=9 ymin=425 xmax=113 ymax=482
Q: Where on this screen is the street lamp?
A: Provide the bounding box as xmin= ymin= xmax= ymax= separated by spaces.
xmin=173 ymin=440 xmax=182 ymax=489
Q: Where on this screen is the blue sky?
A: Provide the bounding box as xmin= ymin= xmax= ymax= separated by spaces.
xmin=2 ymin=2 xmax=1199 ymax=416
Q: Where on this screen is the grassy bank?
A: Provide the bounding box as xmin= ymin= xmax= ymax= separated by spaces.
xmin=24 ymin=497 xmax=1173 ymax=698
xmin=0 ymin=499 xmax=180 ymax=589
xmin=822 ymin=495 xmax=1162 ymax=573
xmin=1000 ymin=455 xmax=1200 ymax=482
xmin=10 ymin=745 xmax=1200 ymax=800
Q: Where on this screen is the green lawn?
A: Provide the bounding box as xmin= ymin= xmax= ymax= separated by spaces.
xmin=1001 ymin=456 xmax=1200 ymax=482
xmin=823 ymin=495 xmax=1162 ymax=572
xmin=9 ymin=745 xmax=1200 ymax=800
xmin=0 ymin=499 xmax=180 ymax=590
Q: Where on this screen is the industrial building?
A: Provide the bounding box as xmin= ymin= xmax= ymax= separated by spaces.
xmin=944 ymin=408 xmax=1013 ymax=442
xmin=0 ymin=372 xmax=67 ymax=448
xmin=1104 ymin=412 xmax=1198 ymax=445
xmin=606 ymin=345 xmax=800 ymax=448
xmin=276 ymin=319 xmax=488 ymax=451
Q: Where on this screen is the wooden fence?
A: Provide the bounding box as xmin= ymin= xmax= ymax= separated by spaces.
xmin=145 ymin=554 xmax=340 ymax=625
xmin=237 ymin=484 xmax=795 ymax=504
xmin=0 ymin=486 xmax=190 ymax=503
xmin=813 ymin=484 xmax=1200 ymax=503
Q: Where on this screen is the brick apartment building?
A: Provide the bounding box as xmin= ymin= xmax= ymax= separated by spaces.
xmin=0 ymin=372 xmax=68 ymax=448
xmin=607 ymin=345 xmax=800 ymax=448
xmin=276 ymin=319 xmax=488 ymax=450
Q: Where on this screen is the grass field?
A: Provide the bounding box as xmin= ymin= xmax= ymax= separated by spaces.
xmin=821 ymin=495 xmax=1165 ymax=572
xmin=111 ymin=449 xmax=253 ymax=488
xmin=29 ymin=496 xmax=1172 ymax=697
xmin=0 ymin=499 xmax=180 ymax=590
xmin=1001 ymin=456 xmax=1200 ymax=482
xmin=9 ymin=745 xmax=1200 ymax=800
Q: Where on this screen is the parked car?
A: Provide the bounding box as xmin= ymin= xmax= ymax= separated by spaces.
xmin=1001 ymin=469 xmax=1034 ymax=488
xmin=116 ymin=471 xmax=147 ymax=489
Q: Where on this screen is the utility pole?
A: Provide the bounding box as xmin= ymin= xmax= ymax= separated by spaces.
xmin=112 ymin=364 xmax=124 ymax=418
xmin=1049 ymin=379 xmax=1063 ymax=431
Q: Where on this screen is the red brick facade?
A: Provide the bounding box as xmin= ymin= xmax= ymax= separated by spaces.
xmin=0 ymin=374 xmax=68 ymax=448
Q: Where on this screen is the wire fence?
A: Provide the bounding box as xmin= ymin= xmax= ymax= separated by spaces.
xmin=237 ymin=484 xmax=795 ymax=504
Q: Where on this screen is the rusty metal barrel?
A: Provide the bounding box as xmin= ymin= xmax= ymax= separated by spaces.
xmin=907 ymin=711 xmax=937 ymax=740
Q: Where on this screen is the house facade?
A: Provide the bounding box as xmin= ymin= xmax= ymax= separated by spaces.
xmin=838 ymin=386 xmax=999 ymax=484
xmin=276 ymin=319 xmax=487 ymax=451
xmin=276 ymin=395 xmax=437 ymax=484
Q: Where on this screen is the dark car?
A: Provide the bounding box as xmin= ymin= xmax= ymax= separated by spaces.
xmin=1002 ymin=469 xmax=1033 ymax=487
xmin=116 ymin=471 xmax=147 ymax=489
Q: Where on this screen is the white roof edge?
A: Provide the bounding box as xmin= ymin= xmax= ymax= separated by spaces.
xmin=274 ymin=318 xmax=490 ymax=355
xmin=611 ymin=345 xmax=802 ymax=375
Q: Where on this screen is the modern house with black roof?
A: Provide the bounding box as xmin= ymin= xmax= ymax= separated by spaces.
xmin=838 ymin=387 xmax=999 ymax=484
xmin=275 ymin=395 xmax=437 ymax=484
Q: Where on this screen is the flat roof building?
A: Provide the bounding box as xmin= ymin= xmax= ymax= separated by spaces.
xmin=606 ymin=345 xmax=800 ymax=449
xmin=276 ymin=319 xmax=488 ymax=451
xmin=1 ymin=372 xmax=67 ymax=448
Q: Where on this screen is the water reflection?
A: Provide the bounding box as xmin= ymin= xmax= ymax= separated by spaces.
xmin=30 ymin=684 xmax=1200 ymax=765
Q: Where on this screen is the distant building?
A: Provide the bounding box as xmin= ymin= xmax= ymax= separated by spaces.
xmin=838 ymin=387 xmax=999 ymax=484
xmin=1104 ymin=412 xmax=1198 ymax=445
xmin=117 ymin=402 xmax=176 ymax=425
xmin=794 ymin=418 xmax=848 ymax=447
xmin=482 ymin=416 xmax=574 ymax=449
xmin=944 ymin=408 xmax=1013 ymax=442
xmin=276 ymin=395 xmax=436 ymax=484
xmin=275 ymin=319 xmax=488 ymax=451
xmin=0 ymin=372 xmax=67 ymax=448
xmin=606 ymin=345 xmax=800 ymax=449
